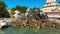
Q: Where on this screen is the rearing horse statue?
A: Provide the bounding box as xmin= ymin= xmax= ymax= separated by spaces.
xmin=25 ymin=8 xmax=48 ymax=23
xmin=32 ymin=9 xmax=48 ymax=23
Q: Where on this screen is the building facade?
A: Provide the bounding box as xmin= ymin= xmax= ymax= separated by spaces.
xmin=41 ymin=0 xmax=60 ymax=18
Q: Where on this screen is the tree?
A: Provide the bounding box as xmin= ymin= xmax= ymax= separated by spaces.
xmin=0 ymin=1 xmax=10 ymax=18
xmin=30 ymin=7 xmax=40 ymax=14
xmin=11 ymin=5 xmax=28 ymax=14
xmin=16 ymin=5 xmax=28 ymax=13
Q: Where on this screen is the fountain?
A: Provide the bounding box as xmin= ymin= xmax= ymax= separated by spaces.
xmin=0 ymin=18 xmax=12 ymax=29
xmin=25 ymin=8 xmax=30 ymax=16
xmin=13 ymin=10 xmax=21 ymax=19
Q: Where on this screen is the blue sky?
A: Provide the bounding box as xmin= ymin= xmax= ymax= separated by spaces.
xmin=3 ymin=0 xmax=60 ymax=8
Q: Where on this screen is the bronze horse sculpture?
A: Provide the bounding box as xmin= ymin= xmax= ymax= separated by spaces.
xmin=29 ymin=9 xmax=48 ymax=23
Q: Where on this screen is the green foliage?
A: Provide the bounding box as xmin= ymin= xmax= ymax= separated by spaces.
xmin=11 ymin=8 xmax=16 ymax=15
xmin=11 ymin=5 xmax=42 ymax=15
xmin=11 ymin=5 xmax=28 ymax=14
xmin=0 ymin=1 xmax=10 ymax=17
xmin=16 ymin=5 xmax=28 ymax=13
xmin=30 ymin=7 xmax=41 ymax=13
xmin=0 ymin=1 xmax=7 ymax=9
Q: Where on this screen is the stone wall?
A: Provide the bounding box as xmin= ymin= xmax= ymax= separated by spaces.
xmin=11 ymin=18 xmax=60 ymax=29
